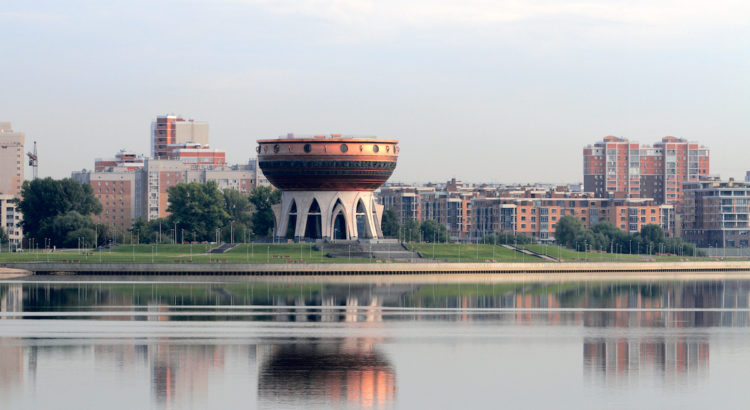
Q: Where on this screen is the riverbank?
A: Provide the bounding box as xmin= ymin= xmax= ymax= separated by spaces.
xmin=2 ymin=260 xmax=750 ymax=276
xmin=0 ymin=243 xmax=728 ymax=265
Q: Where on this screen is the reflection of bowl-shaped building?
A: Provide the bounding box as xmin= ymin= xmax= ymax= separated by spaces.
xmin=258 ymin=342 xmax=396 ymax=407
xmin=257 ymin=135 xmax=399 ymax=240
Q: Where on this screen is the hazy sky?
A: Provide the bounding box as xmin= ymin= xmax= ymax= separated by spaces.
xmin=2 ymin=0 xmax=749 ymax=184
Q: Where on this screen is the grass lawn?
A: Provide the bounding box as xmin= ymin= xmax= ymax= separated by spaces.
xmin=520 ymin=244 xmax=743 ymax=263
xmin=407 ymin=243 xmax=545 ymax=263
xmin=0 ymin=242 xmax=745 ymax=265
xmin=0 ymin=243 xmax=371 ymax=264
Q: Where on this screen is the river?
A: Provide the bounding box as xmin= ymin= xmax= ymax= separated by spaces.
xmin=1 ymin=275 xmax=749 ymax=409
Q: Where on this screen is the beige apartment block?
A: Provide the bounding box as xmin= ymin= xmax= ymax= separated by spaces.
xmin=0 ymin=123 xmax=25 ymax=197
xmin=0 ymin=194 xmax=22 ymax=246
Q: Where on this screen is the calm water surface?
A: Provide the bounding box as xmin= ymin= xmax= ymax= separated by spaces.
xmin=1 ymin=275 xmax=750 ymax=409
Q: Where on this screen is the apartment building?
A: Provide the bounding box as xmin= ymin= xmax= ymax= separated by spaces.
xmin=0 ymin=194 xmax=22 ymax=247
xmin=0 ymin=122 xmax=24 ymax=197
xmin=583 ymin=136 xmax=709 ymax=207
xmin=378 ymin=180 xmax=674 ymax=242
xmin=151 ymin=115 xmax=209 ymax=159
xmin=470 ymin=196 xmax=674 ymax=241
xmin=379 ymin=179 xmax=476 ymax=240
xmin=72 ymin=168 xmax=145 ymax=231
xmin=167 ymin=143 xmax=226 ymax=169
xmin=143 ymin=159 xmax=189 ymax=221
xmin=681 ymin=179 xmax=750 ymax=248
xmin=95 ymin=149 xmax=145 ymax=172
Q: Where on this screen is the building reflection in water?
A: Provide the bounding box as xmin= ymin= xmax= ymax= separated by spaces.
xmin=150 ymin=343 xmax=228 ymax=408
xmin=583 ymin=337 xmax=709 ymax=385
xmin=257 ymin=339 xmax=395 ymax=409
xmin=5 ymin=279 xmax=750 ymax=405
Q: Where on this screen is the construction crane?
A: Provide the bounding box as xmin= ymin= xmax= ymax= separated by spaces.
xmin=27 ymin=141 xmax=38 ymax=180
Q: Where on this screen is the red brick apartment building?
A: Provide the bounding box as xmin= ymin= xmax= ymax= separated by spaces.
xmin=166 ymin=143 xmax=226 ymax=169
xmin=95 ymin=150 xmax=145 ymax=172
xmin=584 ymin=136 xmax=709 ymax=207
xmin=471 ymin=195 xmax=674 ymax=241
xmin=378 ymin=182 xmax=675 ymax=242
xmin=379 ymin=179 xmax=476 ymax=240
xmin=151 ymin=115 xmax=209 ymax=159
xmin=73 ymin=169 xmax=143 ymax=232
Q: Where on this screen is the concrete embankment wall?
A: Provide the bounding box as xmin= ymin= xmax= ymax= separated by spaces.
xmin=2 ymin=261 xmax=750 ymax=276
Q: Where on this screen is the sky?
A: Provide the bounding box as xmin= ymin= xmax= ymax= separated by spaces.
xmin=1 ymin=0 xmax=749 ymax=184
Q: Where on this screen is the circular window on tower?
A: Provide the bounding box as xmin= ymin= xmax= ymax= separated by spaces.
xmin=273 ymin=144 xmax=280 ymax=153
xmin=340 ymin=144 xmax=349 ymax=153
xmin=304 ymin=143 xmax=312 ymax=153
xmin=373 ymin=145 xmax=380 ymax=153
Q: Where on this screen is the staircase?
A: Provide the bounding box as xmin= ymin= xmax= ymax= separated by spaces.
xmin=316 ymin=240 xmax=420 ymax=260
xmin=502 ymin=244 xmax=558 ymax=262
xmin=208 ymin=243 xmax=240 ymax=254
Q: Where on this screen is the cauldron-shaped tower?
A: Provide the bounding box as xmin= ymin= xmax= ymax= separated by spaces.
xmin=257 ymin=134 xmax=399 ymax=240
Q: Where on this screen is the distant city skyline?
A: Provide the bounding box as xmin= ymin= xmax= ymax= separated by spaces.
xmin=2 ymin=0 xmax=748 ymax=183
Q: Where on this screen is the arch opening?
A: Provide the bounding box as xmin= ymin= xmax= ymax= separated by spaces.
xmin=333 ymin=212 xmax=347 ymax=240
xmin=356 ymin=200 xmax=371 ymax=239
xmin=304 ymin=199 xmax=322 ymax=239
xmin=285 ymin=200 xmax=297 ymax=239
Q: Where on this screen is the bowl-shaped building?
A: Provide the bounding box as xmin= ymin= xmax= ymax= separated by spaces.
xmin=257 ymin=135 xmax=399 ymax=240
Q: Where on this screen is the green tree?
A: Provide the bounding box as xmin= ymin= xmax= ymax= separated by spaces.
xmin=94 ymin=223 xmax=121 ymax=247
xmin=129 ymin=218 xmax=156 ymax=244
xmin=248 ymin=186 xmax=281 ymax=238
xmin=402 ymin=218 xmax=421 ymax=242
xmin=167 ymin=181 xmax=229 ymax=242
xmin=222 ymin=189 xmax=254 ymax=242
xmin=17 ymin=178 xmax=102 ymax=247
xmin=420 ymin=219 xmax=448 ymax=243
xmin=380 ymin=208 xmax=400 ymax=238
xmin=126 ymin=218 xmax=172 ymax=244
xmin=553 ymin=217 xmax=702 ymax=257
xmin=40 ymin=211 xmax=97 ymax=249
xmin=554 ymin=215 xmax=585 ymax=247
xmin=0 ymin=227 xmax=8 ymax=246
xmin=482 ymin=232 xmax=533 ymax=245
xmin=639 ymin=224 xmax=665 ymax=245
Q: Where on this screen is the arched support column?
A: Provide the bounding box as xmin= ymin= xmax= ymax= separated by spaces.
xmin=274 ymin=191 xmax=383 ymax=241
